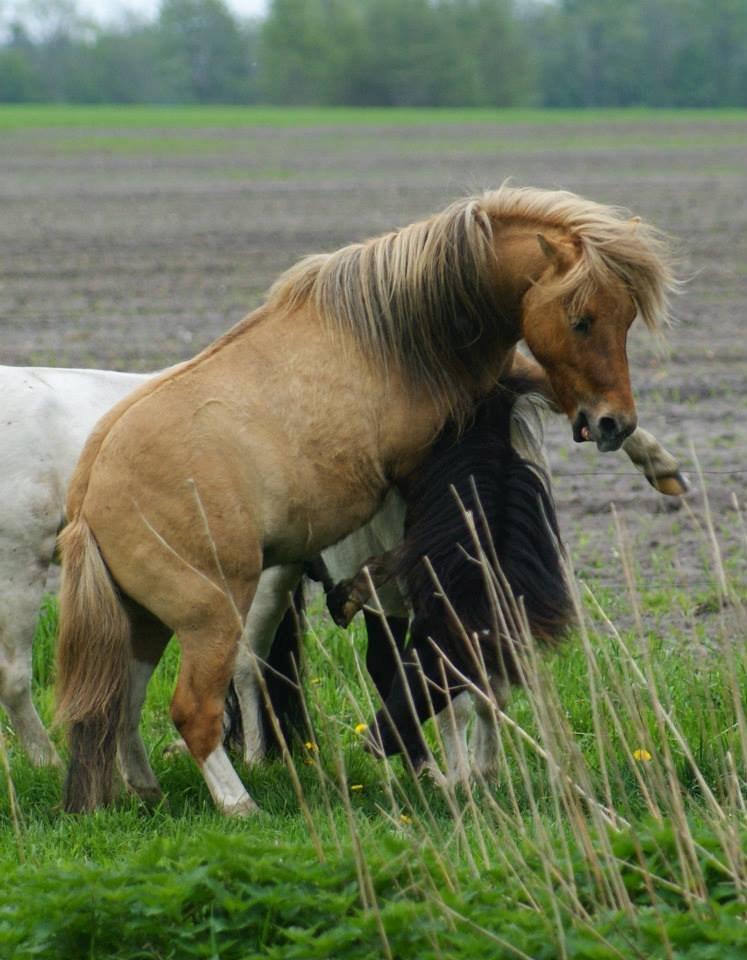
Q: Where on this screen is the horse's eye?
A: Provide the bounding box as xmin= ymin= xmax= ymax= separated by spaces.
xmin=571 ymin=315 xmax=593 ymax=335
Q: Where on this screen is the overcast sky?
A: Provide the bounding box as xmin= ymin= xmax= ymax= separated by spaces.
xmin=6 ymin=0 xmax=269 ymax=28
xmin=80 ymin=0 xmax=268 ymax=21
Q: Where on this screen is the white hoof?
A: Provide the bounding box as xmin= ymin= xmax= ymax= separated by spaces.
xmin=163 ymin=737 xmax=189 ymax=759
xmin=419 ymin=760 xmax=449 ymax=789
xmin=219 ymin=795 xmax=260 ymax=818
xmin=28 ymin=744 xmax=63 ymax=768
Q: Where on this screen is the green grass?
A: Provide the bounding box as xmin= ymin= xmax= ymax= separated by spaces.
xmin=0 ymin=104 xmax=746 ymax=132
xmin=2 ymin=514 xmax=747 ymax=959
xmin=3 ymin=822 xmax=747 ymax=960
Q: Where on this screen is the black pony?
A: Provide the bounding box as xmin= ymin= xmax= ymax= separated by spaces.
xmin=326 ymin=376 xmax=573 ymax=764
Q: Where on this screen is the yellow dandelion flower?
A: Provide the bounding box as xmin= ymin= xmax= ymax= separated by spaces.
xmin=399 ymin=813 xmax=412 ymax=825
xmin=351 ymin=784 xmax=364 ymax=792
xmin=632 ymin=748 xmax=653 ymax=762
xmin=354 ymin=723 xmax=368 ymax=735
xmin=304 ymin=741 xmax=318 ymax=753
xmin=311 ymin=677 xmax=322 ymax=686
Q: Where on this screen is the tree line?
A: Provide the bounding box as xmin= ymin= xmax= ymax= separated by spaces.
xmin=1 ymin=0 xmax=745 ymax=107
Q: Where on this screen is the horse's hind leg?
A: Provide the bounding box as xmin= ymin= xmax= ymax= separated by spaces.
xmin=232 ymin=564 xmax=302 ymax=766
xmin=0 ymin=540 xmax=60 ymax=767
xmin=117 ymin=602 xmax=171 ymax=802
xmin=171 ymin=593 xmax=258 ymax=816
xmin=471 ymin=676 xmax=510 ymax=782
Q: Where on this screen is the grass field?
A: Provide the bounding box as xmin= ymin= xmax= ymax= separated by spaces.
xmin=1 ymin=106 xmax=746 ymax=958
xmin=1 ymin=104 xmax=746 ymax=131
xmin=3 ymin=545 xmax=747 ymax=958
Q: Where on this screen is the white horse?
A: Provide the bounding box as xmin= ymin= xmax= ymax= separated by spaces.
xmin=0 ymin=363 xmax=686 ymax=776
xmin=0 ymin=366 xmax=149 ymax=765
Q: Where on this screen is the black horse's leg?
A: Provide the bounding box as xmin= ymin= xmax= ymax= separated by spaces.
xmin=362 ymin=611 xmax=431 ymax=769
xmin=368 ymin=635 xmax=464 ymax=760
xmin=362 ymin=609 xmax=408 ymax=701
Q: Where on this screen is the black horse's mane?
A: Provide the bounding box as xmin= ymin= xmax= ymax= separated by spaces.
xmin=397 ymin=379 xmax=570 ymax=672
xmin=367 ymin=377 xmax=573 ymax=756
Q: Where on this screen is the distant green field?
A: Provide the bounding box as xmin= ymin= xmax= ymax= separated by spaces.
xmin=1 ymin=104 xmax=747 ymax=130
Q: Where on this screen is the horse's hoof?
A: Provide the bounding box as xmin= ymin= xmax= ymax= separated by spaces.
xmin=219 ymin=795 xmax=260 ymax=818
xmin=418 ymin=761 xmax=448 ymax=789
xmin=163 ymin=737 xmax=189 ymax=759
xmin=649 ymin=469 xmax=690 ymax=497
xmin=327 ymin=583 xmax=357 ymax=626
xmin=470 ymin=764 xmax=500 ymax=785
xmin=28 ymin=746 xmax=63 ymax=769
xmin=126 ymin=782 xmax=164 ymax=805
xmin=242 ymin=746 xmax=268 ymax=767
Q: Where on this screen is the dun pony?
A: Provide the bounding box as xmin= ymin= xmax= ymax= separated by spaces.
xmin=56 ymin=185 xmax=676 ymax=814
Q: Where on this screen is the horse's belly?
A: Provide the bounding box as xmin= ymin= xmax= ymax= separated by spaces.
xmin=261 ymin=472 xmax=386 ymax=566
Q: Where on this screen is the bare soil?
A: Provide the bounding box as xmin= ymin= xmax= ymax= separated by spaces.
xmin=1 ymin=116 xmax=745 ymax=636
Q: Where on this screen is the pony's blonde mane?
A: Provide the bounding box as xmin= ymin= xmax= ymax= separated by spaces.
xmin=482 ymin=185 xmax=677 ymax=331
xmin=266 ymin=185 xmax=676 ymax=420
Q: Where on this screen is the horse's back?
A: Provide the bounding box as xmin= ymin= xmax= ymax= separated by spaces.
xmin=1 ymin=365 xmax=150 ymax=521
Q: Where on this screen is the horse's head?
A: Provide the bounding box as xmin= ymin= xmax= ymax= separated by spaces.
xmin=521 ymin=234 xmax=638 ymax=452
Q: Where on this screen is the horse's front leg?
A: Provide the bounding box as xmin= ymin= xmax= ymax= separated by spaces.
xmin=621 ymin=427 xmax=689 ymax=496
xmin=508 ymin=352 xmax=688 ymax=496
xmin=326 ymin=550 xmax=400 ymax=627
xmin=470 ymin=675 xmax=511 ymax=783
xmin=435 ymin=691 xmax=473 ymax=787
xmin=368 ymin=635 xmax=462 ymax=762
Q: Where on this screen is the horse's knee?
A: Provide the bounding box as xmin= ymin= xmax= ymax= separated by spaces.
xmin=0 ymin=661 xmax=32 ymax=711
xmin=171 ymin=692 xmax=225 ymax=762
xmin=232 ymin=650 xmax=256 ymax=688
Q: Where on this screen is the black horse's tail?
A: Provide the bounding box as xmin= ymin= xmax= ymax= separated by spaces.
xmin=224 ymin=585 xmax=307 ymax=756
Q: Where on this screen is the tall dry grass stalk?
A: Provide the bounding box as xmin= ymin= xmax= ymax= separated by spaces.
xmin=53 ymin=470 xmax=744 ymax=954
xmin=271 ymin=475 xmax=746 ymax=950
xmin=0 ymin=726 xmax=24 ymax=862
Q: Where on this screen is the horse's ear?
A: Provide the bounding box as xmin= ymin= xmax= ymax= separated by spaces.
xmin=537 ymin=233 xmax=577 ymax=271
xmin=537 ymin=233 xmax=562 ymax=265
xmin=468 ymin=200 xmax=492 ymax=240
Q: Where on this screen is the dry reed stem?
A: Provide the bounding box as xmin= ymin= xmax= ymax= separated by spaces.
xmin=0 ymin=726 xmax=24 ymax=862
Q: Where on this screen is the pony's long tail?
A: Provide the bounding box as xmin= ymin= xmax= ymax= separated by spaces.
xmin=55 ymin=517 xmax=131 ymax=812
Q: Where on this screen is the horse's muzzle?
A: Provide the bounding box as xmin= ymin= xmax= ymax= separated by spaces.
xmin=573 ymin=410 xmax=637 ymax=452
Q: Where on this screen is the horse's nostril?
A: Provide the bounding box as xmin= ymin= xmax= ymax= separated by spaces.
xmin=598 ymin=416 xmax=618 ymax=439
